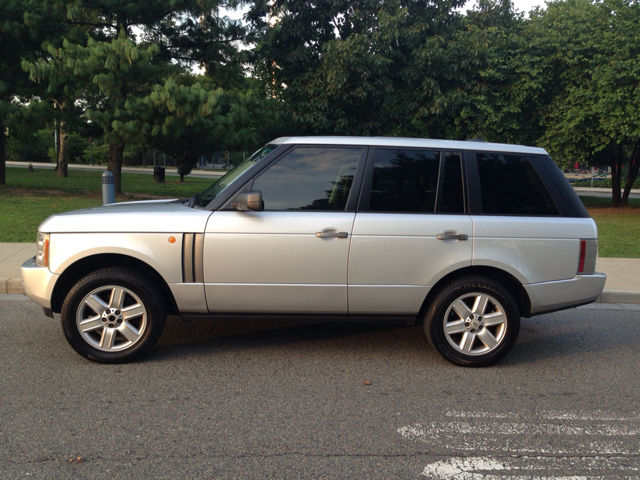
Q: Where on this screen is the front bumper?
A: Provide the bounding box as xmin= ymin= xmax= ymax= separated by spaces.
xmin=525 ymin=273 xmax=607 ymax=315
xmin=21 ymin=257 xmax=59 ymax=310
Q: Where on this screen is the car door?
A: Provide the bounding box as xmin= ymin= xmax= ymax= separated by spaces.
xmin=468 ymin=151 xmax=577 ymax=284
xmin=203 ymin=145 xmax=366 ymax=314
xmin=348 ymin=149 xmax=472 ymax=314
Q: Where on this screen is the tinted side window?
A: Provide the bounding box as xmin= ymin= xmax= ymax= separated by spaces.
xmin=369 ymin=149 xmax=440 ymax=212
xmin=252 ymin=147 xmax=361 ymax=211
xmin=440 ymin=153 xmax=465 ymax=214
xmin=476 ymin=153 xmax=558 ymax=215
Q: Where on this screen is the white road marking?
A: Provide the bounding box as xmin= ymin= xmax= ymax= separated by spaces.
xmin=398 ymin=410 xmax=640 ymax=478
xmin=445 ymin=410 xmax=640 ymax=422
xmin=420 ymin=456 xmax=638 ymax=479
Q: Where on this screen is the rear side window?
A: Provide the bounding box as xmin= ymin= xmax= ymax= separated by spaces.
xmin=476 ymin=153 xmax=558 ymax=215
xmin=369 ymin=149 xmax=441 ymax=212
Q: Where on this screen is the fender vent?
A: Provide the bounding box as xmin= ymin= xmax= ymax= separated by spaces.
xmin=182 ymin=233 xmax=204 ymax=283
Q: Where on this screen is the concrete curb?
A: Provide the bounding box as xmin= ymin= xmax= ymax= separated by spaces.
xmin=2 ymin=277 xmax=639 ymax=306
xmin=0 ymin=278 xmax=25 ymax=295
xmin=597 ymin=290 xmax=640 ymax=304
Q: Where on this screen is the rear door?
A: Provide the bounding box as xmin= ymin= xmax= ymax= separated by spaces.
xmin=348 ymin=148 xmax=472 ymax=314
xmin=467 ymin=151 xmax=579 ymax=284
xmin=204 ymin=146 xmax=366 ymax=313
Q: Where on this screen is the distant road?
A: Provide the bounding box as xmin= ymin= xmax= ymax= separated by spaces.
xmin=6 ymin=161 xmax=226 ymax=179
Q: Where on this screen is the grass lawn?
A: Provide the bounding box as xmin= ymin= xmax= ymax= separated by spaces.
xmin=4 ymin=166 xmax=214 ymax=198
xmin=0 ymin=190 xmax=103 ymax=242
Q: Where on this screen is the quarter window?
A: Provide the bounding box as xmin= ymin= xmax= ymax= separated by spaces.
xmin=440 ymin=153 xmax=465 ymax=214
xmin=252 ymin=147 xmax=361 ymax=211
xmin=476 ymin=153 xmax=558 ymax=215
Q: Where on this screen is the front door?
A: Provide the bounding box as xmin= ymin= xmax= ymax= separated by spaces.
xmin=203 ymin=146 xmax=365 ymax=314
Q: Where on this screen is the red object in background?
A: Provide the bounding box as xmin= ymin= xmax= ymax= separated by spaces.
xmin=574 ymin=162 xmax=579 ymax=169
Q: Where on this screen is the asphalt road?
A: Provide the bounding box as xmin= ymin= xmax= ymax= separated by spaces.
xmin=1 ymin=296 xmax=639 ymax=479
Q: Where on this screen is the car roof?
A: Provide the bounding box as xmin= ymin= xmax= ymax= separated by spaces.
xmin=271 ymin=136 xmax=548 ymax=155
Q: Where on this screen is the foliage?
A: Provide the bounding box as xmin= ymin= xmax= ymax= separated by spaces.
xmin=7 ymin=129 xmax=52 ymax=163
xmin=515 ymin=0 xmax=640 ymax=205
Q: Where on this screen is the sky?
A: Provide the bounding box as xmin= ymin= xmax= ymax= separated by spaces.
xmin=221 ymin=0 xmax=548 ymax=21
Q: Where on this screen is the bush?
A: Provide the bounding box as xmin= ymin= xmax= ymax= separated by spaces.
xmin=574 ymin=177 xmax=640 ymax=189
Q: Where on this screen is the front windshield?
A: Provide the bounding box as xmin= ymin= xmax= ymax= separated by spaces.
xmin=195 ymin=144 xmax=278 ymax=207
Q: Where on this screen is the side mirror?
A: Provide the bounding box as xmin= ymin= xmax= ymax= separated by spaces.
xmin=231 ymin=190 xmax=264 ymax=211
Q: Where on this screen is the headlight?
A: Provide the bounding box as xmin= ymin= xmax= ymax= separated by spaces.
xmin=36 ymin=232 xmax=50 ymax=268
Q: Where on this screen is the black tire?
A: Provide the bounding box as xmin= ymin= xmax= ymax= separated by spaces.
xmin=61 ymin=268 xmax=166 ymax=363
xmin=424 ymin=276 xmax=520 ymax=367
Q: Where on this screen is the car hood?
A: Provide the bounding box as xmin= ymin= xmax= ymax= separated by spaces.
xmin=39 ymin=199 xmax=213 ymax=233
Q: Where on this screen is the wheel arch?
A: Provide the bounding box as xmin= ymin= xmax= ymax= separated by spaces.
xmin=50 ymin=254 xmax=179 ymax=315
xmin=417 ymin=266 xmax=532 ymax=322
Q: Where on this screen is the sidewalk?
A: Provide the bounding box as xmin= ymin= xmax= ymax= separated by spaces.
xmin=2 ymin=243 xmax=639 ymax=304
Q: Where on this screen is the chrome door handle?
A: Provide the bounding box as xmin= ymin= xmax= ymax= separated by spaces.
xmin=437 ymin=231 xmax=468 ymax=241
xmin=316 ymin=231 xmax=348 ymax=238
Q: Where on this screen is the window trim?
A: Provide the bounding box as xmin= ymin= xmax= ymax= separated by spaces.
xmin=468 ymin=150 xmax=561 ymax=217
xmin=438 ymin=151 xmax=468 ymax=215
xmin=219 ymin=144 xmax=369 ymax=213
xmin=357 ymin=146 xmax=468 ymax=215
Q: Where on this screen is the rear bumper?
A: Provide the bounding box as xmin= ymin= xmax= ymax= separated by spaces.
xmin=525 ymin=273 xmax=607 ymax=315
xmin=21 ymin=257 xmax=58 ymax=310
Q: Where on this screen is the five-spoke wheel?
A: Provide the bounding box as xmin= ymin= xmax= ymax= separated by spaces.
xmin=424 ymin=276 xmax=520 ymax=367
xmin=61 ymin=268 xmax=166 ymax=363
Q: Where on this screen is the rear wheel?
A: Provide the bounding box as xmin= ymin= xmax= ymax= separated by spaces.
xmin=61 ymin=268 xmax=166 ymax=363
xmin=424 ymin=276 xmax=520 ymax=367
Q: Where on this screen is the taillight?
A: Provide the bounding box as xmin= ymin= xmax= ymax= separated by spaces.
xmin=578 ymin=240 xmax=586 ymax=273
xmin=577 ymin=239 xmax=597 ymax=274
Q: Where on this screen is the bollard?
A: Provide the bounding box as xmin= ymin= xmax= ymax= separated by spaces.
xmin=102 ymin=170 xmax=116 ymax=205
xmin=153 ymin=166 xmax=165 ymax=183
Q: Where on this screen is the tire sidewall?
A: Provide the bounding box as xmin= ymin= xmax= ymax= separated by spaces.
xmin=426 ymin=279 xmax=521 ymax=367
xmin=61 ymin=268 xmax=166 ymax=363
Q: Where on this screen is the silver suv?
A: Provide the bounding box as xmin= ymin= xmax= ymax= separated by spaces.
xmin=21 ymin=137 xmax=606 ymax=366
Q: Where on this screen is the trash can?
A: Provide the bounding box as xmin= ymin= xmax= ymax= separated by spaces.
xmin=153 ymin=166 xmax=165 ymax=184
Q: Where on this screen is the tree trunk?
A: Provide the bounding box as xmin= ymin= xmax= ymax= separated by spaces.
xmin=57 ymin=120 xmax=69 ymax=178
xmin=610 ymin=144 xmax=623 ymax=207
xmin=142 ymin=149 xmax=147 ymax=168
xmin=621 ymin=141 xmax=640 ymax=207
xmin=55 ymin=119 xmax=61 ymax=169
xmin=0 ymin=119 xmax=6 ymax=185
xmin=108 ymin=142 xmax=125 ymax=195
xmin=180 ymin=173 xmax=184 ymax=182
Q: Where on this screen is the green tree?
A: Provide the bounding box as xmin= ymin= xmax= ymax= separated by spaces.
xmin=134 ymin=76 xmax=261 ymax=181
xmin=516 ymin=0 xmax=640 ymax=206
xmin=0 ymin=1 xmax=51 ymax=185
xmin=23 ymin=38 xmax=93 ymax=177
xmin=21 ymin=0 xmax=251 ymax=193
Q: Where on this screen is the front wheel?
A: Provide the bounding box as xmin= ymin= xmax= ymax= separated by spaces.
xmin=61 ymin=268 xmax=167 ymax=363
xmin=424 ymin=276 xmax=520 ymax=367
